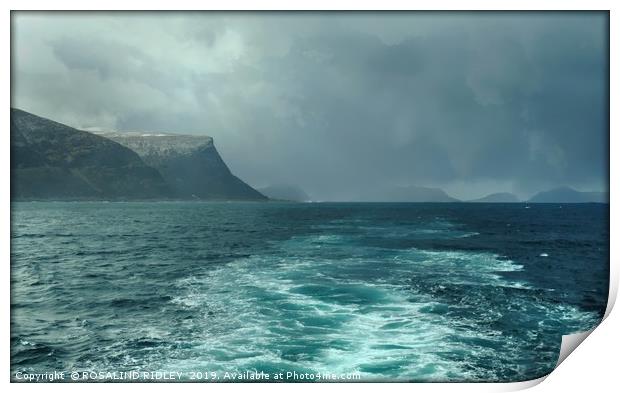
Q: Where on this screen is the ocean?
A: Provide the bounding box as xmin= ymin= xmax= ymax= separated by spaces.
xmin=10 ymin=202 xmax=609 ymax=382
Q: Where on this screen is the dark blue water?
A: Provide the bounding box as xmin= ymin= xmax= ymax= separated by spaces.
xmin=11 ymin=202 xmax=609 ymax=382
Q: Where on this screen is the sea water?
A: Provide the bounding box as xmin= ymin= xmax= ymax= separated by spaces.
xmin=10 ymin=202 xmax=609 ymax=382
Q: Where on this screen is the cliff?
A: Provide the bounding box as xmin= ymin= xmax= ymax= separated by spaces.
xmin=11 ymin=108 xmax=171 ymax=199
xmin=94 ymin=131 xmax=266 ymax=201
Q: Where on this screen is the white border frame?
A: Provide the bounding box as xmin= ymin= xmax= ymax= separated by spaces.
xmin=2 ymin=2 xmax=617 ymax=392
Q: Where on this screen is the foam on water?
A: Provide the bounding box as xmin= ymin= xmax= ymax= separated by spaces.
xmin=11 ymin=203 xmax=607 ymax=382
xmin=162 ymin=225 xmax=598 ymax=381
xmin=167 ymin=251 xmax=469 ymax=380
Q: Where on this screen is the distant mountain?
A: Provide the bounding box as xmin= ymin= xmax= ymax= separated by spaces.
xmin=363 ymin=186 xmax=460 ymax=202
xmin=528 ymin=186 xmax=609 ymax=203
xmin=96 ymin=131 xmax=266 ymax=201
xmin=11 ymin=108 xmax=171 ymax=199
xmin=469 ymin=192 xmax=520 ymax=203
xmin=258 ymin=184 xmax=310 ymax=202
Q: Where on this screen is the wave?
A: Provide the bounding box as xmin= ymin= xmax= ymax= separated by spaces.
xmin=162 ymin=229 xmax=598 ymax=381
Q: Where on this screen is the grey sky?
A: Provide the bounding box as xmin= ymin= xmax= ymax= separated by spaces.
xmin=12 ymin=12 xmax=609 ymax=200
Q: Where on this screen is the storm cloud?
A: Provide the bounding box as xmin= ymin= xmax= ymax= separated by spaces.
xmin=11 ymin=12 xmax=609 ymax=200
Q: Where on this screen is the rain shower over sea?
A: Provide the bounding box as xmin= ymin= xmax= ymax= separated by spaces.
xmin=11 ymin=202 xmax=609 ymax=382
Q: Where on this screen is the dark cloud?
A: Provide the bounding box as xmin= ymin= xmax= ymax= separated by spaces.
xmin=12 ymin=12 xmax=609 ymax=200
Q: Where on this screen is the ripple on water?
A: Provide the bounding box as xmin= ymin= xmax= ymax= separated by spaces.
xmin=11 ymin=205 xmax=605 ymax=381
xmin=159 ymin=231 xmax=597 ymax=381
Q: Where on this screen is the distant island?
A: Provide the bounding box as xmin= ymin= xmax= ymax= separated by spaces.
xmin=468 ymin=188 xmax=608 ymax=203
xmin=468 ymin=192 xmax=520 ymax=203
xmin=528 ymin=186 xmax=609 ymax=203
xmin=353 ymin=185 xmax=459 ymax=203
xmin=374 ymin=185 xmax=459 ymax=203
xmin=356 ymin=187 xmax=608 ymax=204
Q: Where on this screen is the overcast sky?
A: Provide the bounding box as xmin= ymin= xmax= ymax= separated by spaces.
xmin=12 ymin=12 xmax=609 ymax=200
